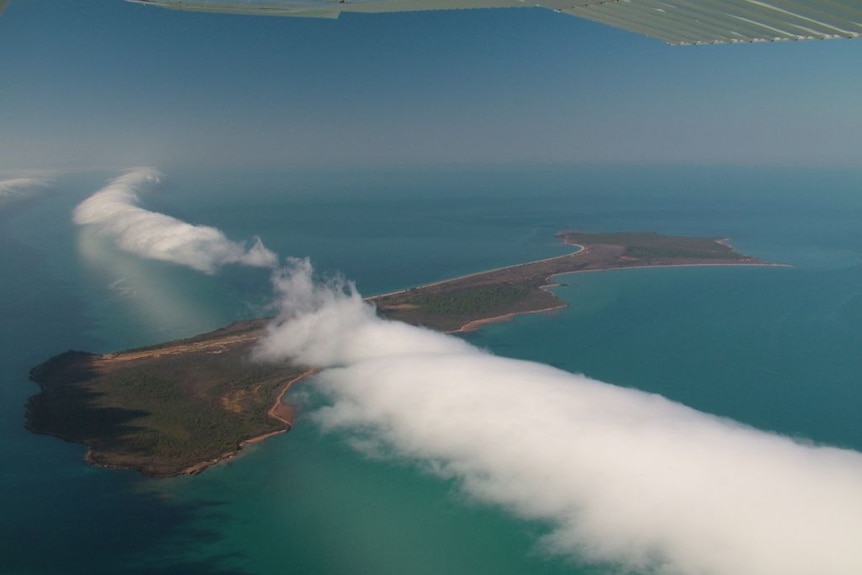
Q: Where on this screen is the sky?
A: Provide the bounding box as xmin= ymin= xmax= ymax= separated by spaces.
xmin=1 ymin=0 xmax=862 ymax=171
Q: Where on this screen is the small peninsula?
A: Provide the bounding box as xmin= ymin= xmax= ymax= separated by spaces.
xmin=27 ymin=231 xmax=772 ymax=477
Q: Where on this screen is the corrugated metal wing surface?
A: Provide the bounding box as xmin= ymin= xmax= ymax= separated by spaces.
xmin=549 ymin=0 xmax=862 ymax=45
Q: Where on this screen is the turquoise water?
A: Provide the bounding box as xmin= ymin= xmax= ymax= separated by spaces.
xmin=1 ymin=166 xmax=860 ymax=574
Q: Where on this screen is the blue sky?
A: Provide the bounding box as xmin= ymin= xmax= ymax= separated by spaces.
xmin=1 ymin=0 xmax=861 ymax=171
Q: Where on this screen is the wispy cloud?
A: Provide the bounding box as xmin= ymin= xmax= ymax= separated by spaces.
xmin=0 ymin=176 xmax=51 ymax=208
xmin=73 ymin=168 xmax=278 ymax=273
xmin=257 ymin=259 xmax=862 ymax=575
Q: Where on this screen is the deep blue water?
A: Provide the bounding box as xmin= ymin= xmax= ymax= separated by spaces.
xmin=1 ymin=166 xmax=860 ymax=574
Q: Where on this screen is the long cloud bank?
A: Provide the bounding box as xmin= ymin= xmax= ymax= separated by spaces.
xmin=256 ymin=259 xmax=862 ymax=575
xmin=73 ymin=168 xmax=278 ymax=273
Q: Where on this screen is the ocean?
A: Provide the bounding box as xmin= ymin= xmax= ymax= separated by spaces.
xmin=1 ymin=166 xmax=860 ymax=574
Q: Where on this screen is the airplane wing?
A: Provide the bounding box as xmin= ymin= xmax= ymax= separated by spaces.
xmin=125 ymin=0 xmax=862 ymax=45
xmin=1 ymin=0 xmax=859 ymax=45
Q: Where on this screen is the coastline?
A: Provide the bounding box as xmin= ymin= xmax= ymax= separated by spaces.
xmin=178 ymin=368 xmax=318 ymax=477
xmin=27 ymin=231 xmax=784 ymax=478
xmin=101 ymin=257 xmax=787 ymax=477
xmin=451 ymin=303 xmax=566 ymax=333
xmin=373 ymin=244 xmax=586 ymax=299
xmin=187 ymin=259 xmax=785 ymax=474
xmin=447 ymin=259 xmax=784 ymax=334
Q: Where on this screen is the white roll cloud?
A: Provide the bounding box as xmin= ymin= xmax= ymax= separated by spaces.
xmin=73 ymin=168 xmax=278 ymax=273
xmin=257 ymin=259 xmax=862 ymax=575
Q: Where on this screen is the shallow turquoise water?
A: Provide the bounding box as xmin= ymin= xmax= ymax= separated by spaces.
xmin=1 ymin=166 xmax=860 ymax=574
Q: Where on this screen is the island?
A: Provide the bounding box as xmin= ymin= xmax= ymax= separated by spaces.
xmin=26 ymin=231 xmax=773 ymax=477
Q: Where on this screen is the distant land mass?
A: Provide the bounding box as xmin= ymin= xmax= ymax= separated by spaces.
xmin=27 ymin=231 xmax=775 ymax=477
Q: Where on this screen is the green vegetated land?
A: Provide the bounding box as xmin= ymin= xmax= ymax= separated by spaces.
xmin=27 ymin=320 xmax=303 ymax=477
xmin=373 ymin=231 xmax=758 ymax=331
xmin=566 ymin=231 xmax=745 ymax=260
xmin=26 ymin=231 xmax=766 ymax=477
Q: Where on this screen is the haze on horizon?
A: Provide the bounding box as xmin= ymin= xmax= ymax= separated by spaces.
xmin=1 ymin=0 xmax=862 ymax=173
